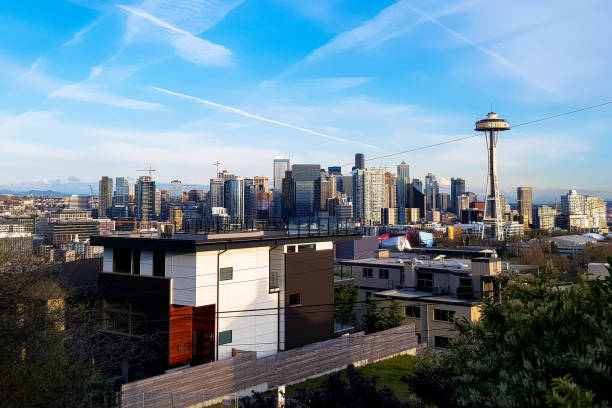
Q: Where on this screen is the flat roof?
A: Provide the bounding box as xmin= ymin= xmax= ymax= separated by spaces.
xmin=91 ymin=231 xmax=363 ymax=252
xmin=375 ymin=288 xmax=481 ymax=306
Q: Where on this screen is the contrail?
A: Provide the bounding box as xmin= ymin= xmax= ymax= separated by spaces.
xmin=152 ymin=86 xmax=380 ymax=150
xmin=407 ymin=5 xmax=556 ymax=94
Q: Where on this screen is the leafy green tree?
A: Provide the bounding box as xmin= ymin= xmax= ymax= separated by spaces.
xmin=334 ymin=284 xmax=359 ymax=328
xmin=362 ymin=298 xmax=404 ymax=334
xmin=405 ymin=266 xmax=612 ymax=407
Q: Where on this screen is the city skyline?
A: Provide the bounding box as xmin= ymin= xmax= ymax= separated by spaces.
xmin=1 ymin=0 xmax=612 ymax=197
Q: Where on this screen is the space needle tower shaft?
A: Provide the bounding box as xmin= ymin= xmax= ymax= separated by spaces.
xmin=475 ymin=112 xmax=510 ymax=240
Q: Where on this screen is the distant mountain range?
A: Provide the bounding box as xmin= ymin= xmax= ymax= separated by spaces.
xmin=0 ymin=189 xmax=71 ymax=198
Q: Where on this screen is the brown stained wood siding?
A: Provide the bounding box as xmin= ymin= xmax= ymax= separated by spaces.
xmin=169 ymin=305 xmax=193 ymax=366
xmin=284 ymin=249 xmax=334 ymax=349
xmin=169 ymin=304 xmax=215 ymax=367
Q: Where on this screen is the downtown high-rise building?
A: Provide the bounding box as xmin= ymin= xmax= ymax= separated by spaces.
xmin=281 ymin=170 xmax=295 ymax=218
xmin=170 ymin=180 xmax=182 ymax=204
xmin=396 ymin=161 xmax=409 ymax=208
xmin=354 ymin=153 xmax=365 ymax=170
xmin=450 ymin=177 xmax=465 ymax=214
xmin=254 ymin=176 xmax=272 ymax=219
xmin=208 ymin=178 xmax=225 ymax=210
xmin=135 ymin=176 xmax=156 ymax=222
xmin=517 ymin=187 xmax=533 ymax=227
xmin=384 ymin=172 xmax=397 ymax=209
xmin=98 ymin=176 xmax=113 ymax=218
xmin=424 ymin=173 xmax=439 ymax=211
xmin=292 ymin=164 xmax=321 ymax=217
xmin=114 ymin=177 xmax=129 ymax=206
xmin=412 ymin=178 xmax=423 ymax=193
xmin=227 ymin=177 xmax=245 ymax=220
xmin=353 ymin=167 xmax=385 ymax=226
xmin=273 ymin=157 xmax=290 ymax=191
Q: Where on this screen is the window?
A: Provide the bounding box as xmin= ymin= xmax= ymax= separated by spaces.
xmin=434 ymin=309 xmax=456 ymax=322
xmin=416 ymin=271 xmax=433 ymax=290
xmin=113 ymin=248 xmax=140 ymax=275
xmin=363 ymin=268 xmax=373 ymax=278
xmin=435 ymin=336 xmax=451 ymax=349
xmin=153 ymin=250 xmax=165 ymax=277
xmin=298 ymin=244 xmax=316 ymax=252
xmin=113 ymin=248 xmax=132 ymax=274
xmin=405 ymin=305 xmax=420 ymax=318
xmin=379 ymin=269 xmax=389 ymax=279
xmin=286 ymin=245 xmax=296 ymax=253
xmin=102 ymin=301 xmax=145 ymax=336
xmin=289 ymin=293 xmax=301 ymax=306
xmin=219 ymin=267 xmax=233 ymax=281
xmin=218 ymin=330 xmax=232 ymax=345
xmin=365 ymin=291 xmax=373 ymax=299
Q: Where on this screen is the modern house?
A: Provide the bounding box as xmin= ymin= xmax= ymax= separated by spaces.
xmin=91 ymin=228 xmax=361 ymax=379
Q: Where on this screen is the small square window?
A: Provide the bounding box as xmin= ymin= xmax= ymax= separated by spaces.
xmin=220 ymin=267 xmax=233 ymax=281
xmin=218 ymin=330 xmax=232 ymax=345
xmin=435 ymin=336 xmax=451 ymax=349
xmin=363 ymin=268 xmax=373 ymax=278
xmin=286 ymin=245 xmax=296 ymax=253
xmin=289 ymin=293 xmax=301 ymax=306
xmin=379 ymin=269 xmax=389 ymax=279
xmin=405 ymin=305 xmax=420 ymax=318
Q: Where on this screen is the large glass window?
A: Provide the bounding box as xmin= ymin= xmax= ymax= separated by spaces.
xmin=435 ymin=336 xmax=451 ymax=349
xmin=405 ymin=305 xmax=420 ymax=318
xmin=434 ymin=309 xmax=456 ymax=322
xmin=112 ymin=248 xmax=140 ymax=275
xmin=102 ymin=301 xmax=145 ymax=336
xmin=298 ymin=244 xmax=316 ymax=252
xmin=416 ymin=271 xmax=433 ymax=290
xmin=153 ymin=250 xmax=165 ymax=277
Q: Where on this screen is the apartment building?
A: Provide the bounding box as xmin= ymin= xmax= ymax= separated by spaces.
xmin=91 ymin=228 xmax=361 ymax=379
xmin=338 ymin=254 xmax=513 ymax=348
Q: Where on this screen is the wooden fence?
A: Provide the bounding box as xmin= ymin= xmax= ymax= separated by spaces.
xmin=121 ymin=323 xmax=419 ymax=407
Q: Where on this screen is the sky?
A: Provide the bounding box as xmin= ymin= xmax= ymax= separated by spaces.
xmin=0 ymin=0 xmax=611 ymax=202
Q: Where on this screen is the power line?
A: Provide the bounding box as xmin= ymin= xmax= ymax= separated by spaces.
xmin=340 ymin=100 xmax=612 ymax=167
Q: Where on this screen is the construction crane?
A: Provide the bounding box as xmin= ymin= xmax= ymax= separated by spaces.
xmin=89 ymin=185 xmax=97 ymax=209
xmin=212 ymin=161 xmax=221 ymax=177
xmin=137 ymin=166 xmax=156 ymax=178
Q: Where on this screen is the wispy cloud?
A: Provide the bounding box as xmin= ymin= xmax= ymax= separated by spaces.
xmin=116 ymin=4 xmax=232 ymax=67
xmin=60 ymin=17 xmax=103 ymax=48
xmin=406 ymin=4 xmax=556 ymax=94
xmin=266 ymin=0 xmax=477 ymax=85
xmin=152 ymin=86 xmax=381 ymax=150
xmin=49 ymin=83 xmax=162 ymax=110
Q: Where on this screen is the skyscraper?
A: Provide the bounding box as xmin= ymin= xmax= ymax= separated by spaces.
xmin=254 ymin=176 xmax=272 ymax=219
xmin=450 ymin=178 xmax=465 ymax=214
xmin=281 ymin=170 xmax=295 ymax=218
xmin=273 ymin=157 xmax=290 ymax=191
xmin=384 ymin=172 xmax=397 ymax=209
xmin=227 ymin=177 xmax=245 ymax=220
xmin=218 ymin=170 xmax=235 ymax=182
xmin=396 ymin=161 xmax=409 ymax=208
xmin=98 ymin=176 xmax=113 ymax=218
xmin=412 ymin=178 xmax=423 ymax=193
xmin=170 ymin=180 xmax=182 ymax=204
xmin=135 ymin=176 xmax=156 ymax=222
xmin=353 ymin=167 xmax=385 ymax=226
xmin=292 ymin=164 xmax=320 ymax=217
xmin=517 ymin=187 xmax=533 ymax=227
xmin=355 ymin=153 xmax=365 ymax=170
xmin=114 ymin=177 xmax=129 ymax=206
xmin=208 ymin=178 xmax=225 ymax=209
xmin=424 ymin=173 xmax=439 ymax=211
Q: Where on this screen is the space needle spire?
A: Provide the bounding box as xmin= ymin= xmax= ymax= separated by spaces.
xmin=475 ymin=112 xmax=510 ymax=240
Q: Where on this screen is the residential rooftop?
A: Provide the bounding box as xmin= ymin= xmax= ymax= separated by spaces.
xmin=375 ymin=288 xmax=482 ymax=306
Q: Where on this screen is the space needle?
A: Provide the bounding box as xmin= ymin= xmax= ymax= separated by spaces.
xmin=475 ymin=112 xmax=510 ymax=240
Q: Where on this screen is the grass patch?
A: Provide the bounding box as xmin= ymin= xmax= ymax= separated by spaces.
xmin=282 ymin=353 xmax=417 ymax=401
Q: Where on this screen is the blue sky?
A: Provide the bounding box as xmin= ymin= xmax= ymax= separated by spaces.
xmin=0 ymin=0 xmax=611 ymax=201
